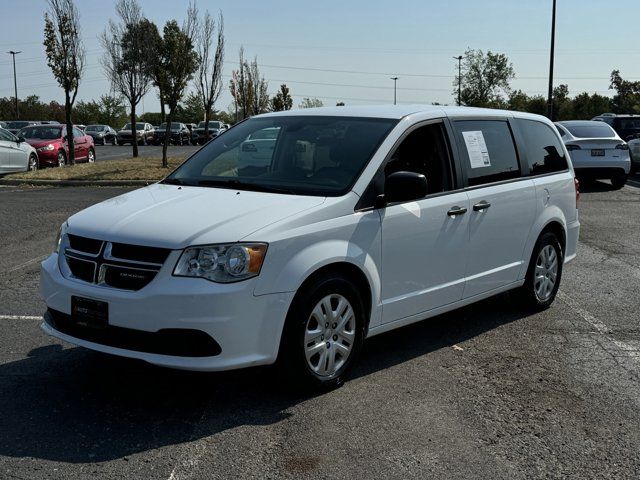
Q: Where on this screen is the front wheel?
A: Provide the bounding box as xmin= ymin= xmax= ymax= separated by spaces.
xmin=28 ymin=154 xmax=38 ymax=171
xmin=87 ymin=148 xmax=95 ymax=163
xmin=278 ymin=274 xmax=365 ymax=390
xmin=517 ymin=232 xmax=563 ymax=310
xmin=57 ymin=151 xmax=66 ymax=168
xmin=112 ymin=137 xmax=119 ymax=146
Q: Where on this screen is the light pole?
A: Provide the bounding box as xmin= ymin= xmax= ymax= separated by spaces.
xmin=7 ymin=50 xmax=21 ymax=119
xmin=453 ymin=55 xmax=463 ymax=106
xmin=547 ymin=0 xmax=556 ymax=120
xmin=390 ymin=77 xmax=398 ymax=105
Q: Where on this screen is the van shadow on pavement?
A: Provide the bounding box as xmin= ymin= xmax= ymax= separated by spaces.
xmin=0 ymin=292 xmax=532 ymax=464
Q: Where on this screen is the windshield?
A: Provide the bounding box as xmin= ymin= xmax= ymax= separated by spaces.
xmin=197 ymin=121 xmax=221 ymax=128
xmin=159 ymin=123 xmax=181 ymax=131
xmin=164 ymin=116 xmax=397 ymax=196
xmin=564 ymin=123 xmax=616 ymax=138
xmin=6 ymin=121 xmax=30 ymax=129
xmin=85 ymin=125 xmax=104 ymax=132
xmin=20 ymin=126 xmax=63 ymax=139
xmin=123 ymin=123 xmax=146 ymax=130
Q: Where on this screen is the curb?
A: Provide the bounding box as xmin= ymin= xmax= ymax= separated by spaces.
xmin=0 ymin=179 xmax=155 ymax=187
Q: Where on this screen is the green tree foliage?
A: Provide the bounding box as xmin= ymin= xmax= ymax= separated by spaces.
xmin=175 ymin=91 xmax=205 ymax=123
xmin=73 ymin=100 xmax=101 ymax=125
xmin=229 ymin=48 xmax=269 ymax=120
xmin=298 ymin=97 xmax=324 ymax=109
xmin=43 ymin=0 xmax=85 ymax=165
xmin=271 ymin=84 xmax=293 ymax=111
xmin=508 ymin=90 xmax=547 ymax=116
xmin=609 ymin=70 xmax=640 ymax=113
xmin=97 ymin=95 xmax=127 ymax=126
xmin=571 ymin=92 xmax=612 ymax=120
xmin=455 ymin=49 xmax=514 ymax=108
xmin=155 ymin=13 xmax=199 ymax=167
xmin=101 ymin=0 xmax=153 ymax=158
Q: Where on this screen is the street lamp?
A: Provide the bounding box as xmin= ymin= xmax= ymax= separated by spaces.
xmin=453 ymin=55 xmax=463 ymax=106
xmin=390 ymin=77 xmax=398 ymax=105
xmin=547 ymin=0 xmax=557 ymax=119
xmin=7 ymin=50 xmax=21 ymax=119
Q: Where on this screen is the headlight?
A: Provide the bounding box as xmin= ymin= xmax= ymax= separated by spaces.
xmin=173 ymin=243 xmax=268 ymax=283
xmin=37 ymin=144 xmax=55 ymax=152
xmin=54 ymin=221 xmax=68 ymax=253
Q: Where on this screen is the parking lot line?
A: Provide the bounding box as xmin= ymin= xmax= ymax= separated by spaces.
xmin=0 ymin=315 xmax=41 ymax=320
xmin=558 ymin=291 xmax=640 ymax=363
xmin=3 ymin=255 xmax=48 ymax=274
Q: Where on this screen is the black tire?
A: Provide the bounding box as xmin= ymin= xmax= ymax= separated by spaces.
xmin=28 ymin=154 xmax=38 ymax=171
xmin=611 ymin=175 xmax=627 ymax=190
xmin=112 ymin=137 xmax=118 ymax=146
xmin=517 ymin=232 xmax=563 ymax=310
xmin=278 ymin=273 xmax=366 ymax=391
xmin=57 ymin=150 xmax=66 ymax=168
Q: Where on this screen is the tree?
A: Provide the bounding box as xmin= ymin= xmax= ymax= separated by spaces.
xmin=101 ymin=0 xmax=153 ymax=158
xmin=609 ymin=70 xmax=640 ymax=114
xmin=271 ymin=84 xmax=293 ymax=111
xmin=229 ymin=48 xmax=253 ymax=121
xmin=508 ymin=90 xmax=547 ymax=116
xmin=177 ymin=91 xmax=205 ymax=123
xmin=43 ymin=0 xmax=85 ymax=165
xmin=195 ymin=9 xmax=225 ymax=142
xmin=455 ymin=49 xmax=514 ymax=108
xmin=552 ymin=84 xmax=573 ymax=121
xmin=155 ymin=11 xmax=199 ymax=167
xmin=571 ymin=92 xmax=612 ymax=120
xmin=97 ymin=94 xmax=127 ymax=126
xmin=298 ymin=97 xmax=323 ymax=109
xmin=247 ymin=57 xmax=269 ymax=115
xmin=74 ymin=100 xmax=101 ymax=125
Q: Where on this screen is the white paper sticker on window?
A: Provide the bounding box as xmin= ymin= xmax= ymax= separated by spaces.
xmin=462 ymin=130 xmax=491 ymax=168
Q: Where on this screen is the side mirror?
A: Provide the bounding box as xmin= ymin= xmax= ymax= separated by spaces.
xmin=383 ymin=171 xmax=428 ymax=205
xmin=16 ymin=135 xmax=25 ymax=143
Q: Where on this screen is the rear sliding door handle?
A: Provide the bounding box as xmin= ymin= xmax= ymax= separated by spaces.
xmin=473 ymin=201 xmax=491 ymax=211
xmin=447 ymin=206 xmax=467 ymax=217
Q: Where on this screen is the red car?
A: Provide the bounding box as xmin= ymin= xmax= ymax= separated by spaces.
xmin=19 ymin=124 xmax=95 ymax=167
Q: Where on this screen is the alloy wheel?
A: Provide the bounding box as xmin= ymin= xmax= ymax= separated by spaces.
xmin=534 ymin=245 xmax=558 ymax=302
xmin=304 ymin=294 xmax=356 ymax=377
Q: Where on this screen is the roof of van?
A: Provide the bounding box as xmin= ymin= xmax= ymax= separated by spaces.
xmin=259 ymin=104 xmax=549 ymax=121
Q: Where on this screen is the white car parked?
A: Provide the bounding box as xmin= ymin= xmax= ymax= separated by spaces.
xmin=0 ymin=127 xmax=38 ymax=173
xmin=40 ymin=105 xmax=580 ymax=389
xmin=555 ymin=120 xmax=630 ymax=189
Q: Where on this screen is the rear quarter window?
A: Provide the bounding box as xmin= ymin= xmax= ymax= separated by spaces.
xmin=454 ymin=120 xmax=520 ymax=187
xmin=518 ymin=119 xmax=568 ymax=176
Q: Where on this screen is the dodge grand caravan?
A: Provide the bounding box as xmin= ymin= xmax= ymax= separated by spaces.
xmin=41 ymin=105 xmax=580 ymax=388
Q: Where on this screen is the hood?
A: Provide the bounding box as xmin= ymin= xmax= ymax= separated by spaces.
xmin=26 ymin=138 xmax=62 ymax=148
xmin=67 ymin=183 xmax=326 ymax=248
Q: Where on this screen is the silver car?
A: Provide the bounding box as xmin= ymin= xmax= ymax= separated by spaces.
xmin=555 ymin=120 xmax=630 ymax=189
xmin=0 ymin=127 xmax=38 ymax=173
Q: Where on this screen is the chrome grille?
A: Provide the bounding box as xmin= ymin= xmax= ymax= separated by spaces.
xmin=62 ymin=235 xmax=170 ymax=291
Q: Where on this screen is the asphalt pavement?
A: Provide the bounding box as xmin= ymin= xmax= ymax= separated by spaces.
xmin=93 ymin=143 xmax=200 ymax=162
xmin=1 ymin=179 xmax=639 ymax=479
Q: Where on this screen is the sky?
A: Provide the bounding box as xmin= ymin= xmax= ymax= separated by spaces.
xmin=1 ymin=0 xmax=638 ymax=115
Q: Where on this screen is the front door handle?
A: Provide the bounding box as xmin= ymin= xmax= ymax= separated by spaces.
xmin=473 ymin=200 xmax=491 ymax=211
xmin=447 ymin=206 xmax=468 ymax=217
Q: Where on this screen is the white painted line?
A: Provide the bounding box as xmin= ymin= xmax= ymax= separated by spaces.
xmin=0 ymin=315 xmax=41 ymax=320
xmin=4 ymin=255 xmax=48 ymax=274
xmin=558 ymin=291 xmax=640 ymax=362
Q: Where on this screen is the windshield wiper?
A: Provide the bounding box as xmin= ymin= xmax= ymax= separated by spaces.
xmin=161 ymin=177 xmax=188 ymax=186
xmin=196 ymin=179 xmax=295 ymax=194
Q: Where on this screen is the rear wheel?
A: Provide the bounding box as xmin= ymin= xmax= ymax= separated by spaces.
xmin=28 ymin=154 xmax=38 ymax=171
xmin=517 ymin=232 xmax=563 ymax=310
xmin=611 ymin=174 xmax=627 ymax=189
xmin=279 ymin=274 xmax=365 ymax=391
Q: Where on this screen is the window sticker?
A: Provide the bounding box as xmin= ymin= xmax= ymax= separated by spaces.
xmin=462 ymin=130 xmax=491 ymax=168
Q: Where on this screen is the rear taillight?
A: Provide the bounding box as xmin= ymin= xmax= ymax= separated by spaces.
xmin=574 ymin=177 xmax=580 ymax=209
xmin=615 ymin=143 xmax=629 ymax=150
xmin=566 ymin=144 xmax=581 ymax=151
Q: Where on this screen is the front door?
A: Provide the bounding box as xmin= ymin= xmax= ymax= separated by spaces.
xmin=380 ymin=121 xmax=470 ymax=324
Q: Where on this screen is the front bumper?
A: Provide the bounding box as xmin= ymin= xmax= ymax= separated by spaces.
xmin=39 ymin=253 xmax=294 ymax=371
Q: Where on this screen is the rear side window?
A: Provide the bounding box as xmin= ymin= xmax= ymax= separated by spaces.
xmin=454 ymin=120 xmax=520 ymax=187
xmin=519 ymin=120 xmax=568 ymax=176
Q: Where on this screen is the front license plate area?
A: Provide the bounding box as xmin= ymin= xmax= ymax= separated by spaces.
xmin=591 ymin=149 xmax=605 ymax=156
xmin=71 ymin=296 xmax=108 ymax=329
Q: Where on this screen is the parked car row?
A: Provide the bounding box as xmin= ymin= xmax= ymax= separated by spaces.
xmin=0 ymin=123 xmax=95 ymax=173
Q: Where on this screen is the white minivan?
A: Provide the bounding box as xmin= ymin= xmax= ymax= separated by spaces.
xmin=41 ymin=106 xmax=580 ymax=388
